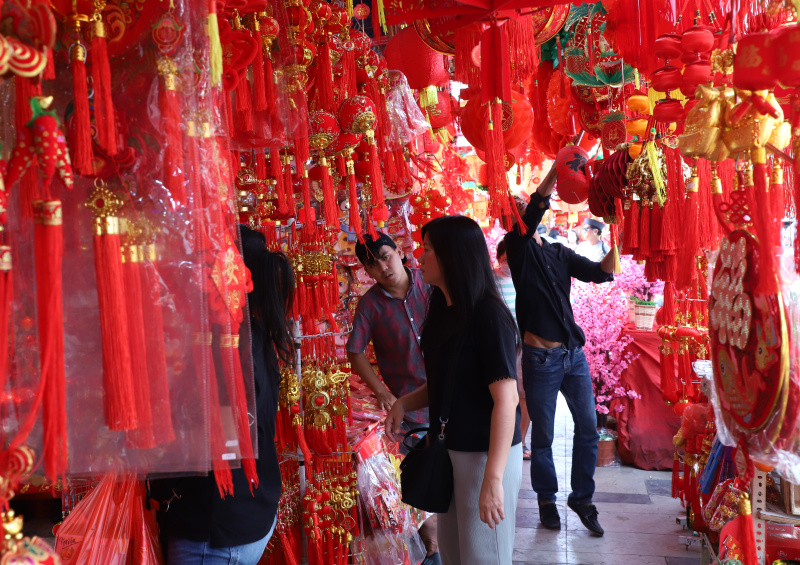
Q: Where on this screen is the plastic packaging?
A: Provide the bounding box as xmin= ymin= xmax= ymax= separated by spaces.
xmin=385 ymin=71 xmax=430 ymax=146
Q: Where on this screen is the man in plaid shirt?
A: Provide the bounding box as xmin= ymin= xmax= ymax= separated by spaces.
xmin=346 ymin=232 xmax=439 ymax=565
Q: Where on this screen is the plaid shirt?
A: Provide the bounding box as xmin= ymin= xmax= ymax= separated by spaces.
xmin=346 ymin=268 xmax=431 ymax=424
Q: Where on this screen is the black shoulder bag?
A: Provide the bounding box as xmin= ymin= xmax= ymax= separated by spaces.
xmin=398 ymin=347 xmax=459 ymax=514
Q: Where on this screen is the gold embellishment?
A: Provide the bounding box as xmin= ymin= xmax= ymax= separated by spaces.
xmin=220 ymin=334 xmax=240 ymax=348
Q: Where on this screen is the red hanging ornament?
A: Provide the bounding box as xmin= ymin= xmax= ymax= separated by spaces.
xmin=90 ymin=7 xmax=118 ymax=156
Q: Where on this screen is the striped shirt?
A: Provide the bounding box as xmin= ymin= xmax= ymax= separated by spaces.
xmin=496 ymin=272 xmax=516 ymax=322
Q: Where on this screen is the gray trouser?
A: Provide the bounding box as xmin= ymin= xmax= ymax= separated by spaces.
xmin=439 ymin=443 xmax=523 ymax=565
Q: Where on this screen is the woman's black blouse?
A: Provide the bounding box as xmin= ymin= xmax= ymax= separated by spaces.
xmin=422 ymin=297 xmax=522 ymax=452
xmin=155 ymin=319 xmax=282 ymax=548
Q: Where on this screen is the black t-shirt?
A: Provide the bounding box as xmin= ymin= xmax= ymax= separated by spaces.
xmin=422 ymin=297 xmax=522 ymax=452
xmin=154 ymin=319 xmax=282 ymax=548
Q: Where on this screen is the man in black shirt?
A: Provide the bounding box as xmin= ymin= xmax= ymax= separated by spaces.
xmin=504 ymin=166 xmax=615 ymax=536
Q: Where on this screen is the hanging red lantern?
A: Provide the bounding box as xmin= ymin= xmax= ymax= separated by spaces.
xmin=383 ymin=26 xmax=449 ymax=90
xmin=328 ymin=131 xmax=364 ymax=155
xmin=776 ymin=25 xmax=800 ymax=87
xmin=554 ymin=145 xmax=590 ymax=204
xmin=650 ymin=66 xmax=682 ymax=93
xmin=653 ymin=99 xmax=684 ymax=124
xmin=682 ymin=60 xmax=711 ymax=86
xmin=460 ymin=90 xmax=533 ymax=152
xmin=681 ymin=26 xmax=714 ymax=56
xmin=308 ymin=110 xmax=340 ymax=151
xmin=337 ymin=95 xmax=377 ymax=134
xmin=732 ymin=32 xmax=777 ymax=91
xmin=655 ymin=33 xmax=683 ymax=60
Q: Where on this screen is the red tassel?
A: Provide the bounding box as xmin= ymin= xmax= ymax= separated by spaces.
xmin=650 ymin=203 xmax=664 ymax=256
xmin=346 ymin=157 xmax=363 ymax=242
xmin=486 ymin=100 xmax=512 ymax=229
xmin=771 ymin=159 xmax=785 ymax=226
xmin=122 ymin=245 xmax=155 ymax=450
xmin=749 ymin=152 xmax=780 ymax=295
xmin=739 ymin=494 xmax=759 ymax=565
xmin=367 ymin=138 xmax=388 ymax=226
xmin=141 ymin=255 xmax=174 ymax=445
xmin=91 ymin=19 xmax=118 ymax=156
xmin=677 ymin=170 xmax=700 ymax=291
xmin=235 ymin=74 xmax=254 ymax=134
xmin=320 ymin=156 xmax=339 ymax=229
xmin=88 ymin=193 xmax=137 ymax=431
xmin=339 ymin=47 xmax=357 ymax=102
xmin=251 ymin=44 xmax=267 ymax=112
xmin=272 ymin=149 xmax=290 ymax=216
xmin=69 ymin=42 xmax=94 ymax=175
xmin=637 ymin=203 xmax=651 ymax=260
xmin=158 ymin=58 xmax=186 ymax=205
xmin=43 ymin=47 xmax=55 ymax=81
xmin=628 ymin=200 xmax=641 ymax=254
xmin=0 ymin=247 xmax=11 ymax=396
xmin=33 ymin=201 xmax=68 ymax=481
xmin=315 ymin=42 xmax=336 ymax=113
xmin=263 ymin=55 xmax=279 ymax=122
xmin=255 ymin=151 xmax=267 ymax=179
xmin=192 ymin=333 xmax=233 ymax=498
xmin=219 ymin=331 xmax=259 ymax=492
xmin=298 ymin=172 xmax=317 ymax=241
xmin=15 ymin=76 xmax=41 ymax=220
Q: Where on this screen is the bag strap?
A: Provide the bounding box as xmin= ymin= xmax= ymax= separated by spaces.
xmin=437 ymin=333 xmax=466 ymax=437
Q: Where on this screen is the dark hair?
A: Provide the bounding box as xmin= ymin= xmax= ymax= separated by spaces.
xmin=548 ymin=228 xmax=560 ymax=239
xmin=355 ymin=232 xmax=397 ymax=266
xmin=496 ymin=240 xmax=507 ymax=261
xmin=239 ymin=225 xmax=295 ymax=364
xmin=420 ymin=216 xmax=516 ymax=334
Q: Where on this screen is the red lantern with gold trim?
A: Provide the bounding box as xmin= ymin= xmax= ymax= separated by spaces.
xmin=308 ymin=110 xmax=340 ymax=151
xmin=733 ymin=32 xmax=777 ymax=91
xmin=460 ymin=90 xmax=533 ymax=152
xmin=338 ymin=94 xmax=377 ymax=134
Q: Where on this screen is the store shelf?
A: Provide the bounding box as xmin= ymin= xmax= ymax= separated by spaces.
xmin=759 ymin=508 xmax=800 ymax=526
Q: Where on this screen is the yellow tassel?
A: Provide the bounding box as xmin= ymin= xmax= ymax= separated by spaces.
xmin=377 ymin=0 xmax=387 ymax=33
xmin=346 ymin=0 xmax=353 ymax=19
xmin=646 ymin=141 xmax=667 ymax=206
xmin=634 ymin=69 xmax=640 ymax=90
xmin=612 ymin=244 xmax=622 ymax=274
xmin=420 ymin=86 xmax=439 ymax=110
xmin=435 ymin=127 xmax=453 ymax=144
xmin=208 ymin=13 xmax=223 ymax=88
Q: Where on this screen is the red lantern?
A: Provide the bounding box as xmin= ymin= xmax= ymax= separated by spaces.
xmin=682 ymin=60 xmax=711 ymax=85
xmin=653 ymin=99 xmax=684 ymax=124
xmin=655 ymin=33 xmax=683 ymax=60
xmin=383 ymin=26 xmax=449 ymax=90
xmin=554 ymin=145 xmax=590 ymax=204
xmin=338 ymin=95 xmax=377 ymax=134
xmin=351 ymin=30 xmax=372 ymax=56
xmin=328 ymin=131 xmax=364 ymax=154
xmin=776 ymin=25 xmax=800 ymax=87
xmin=732 ymin=32 xmax=777 ymax=91
xmin=308 ymin=110 xmax=340 ymax=151
xmin=681 ymin=26 xmax=714 ymax=55
xmin=650 ymin=66 xmax=682 ymax=92
xmin=460 ymin=90 xmax=533 ymax=152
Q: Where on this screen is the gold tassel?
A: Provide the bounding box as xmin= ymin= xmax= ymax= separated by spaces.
xmin=376 ymin=0 xmax=387 ymax=33
xmin=420 ymin=86 xmax=439 ymax=110
xmin=208 ymin=13 xmax=223 ymax=88
xmin=646 ymin=141 xmax=667 ymax=205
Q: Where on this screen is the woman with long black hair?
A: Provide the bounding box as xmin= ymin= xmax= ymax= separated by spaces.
xmin=158 ymin=225 xmax=294 ymax=565
xmin=386 ymin=216 xmax=523 ymax=565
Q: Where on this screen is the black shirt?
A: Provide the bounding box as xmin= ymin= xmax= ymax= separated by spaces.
xmin=422 ymin=297 xmax=522 ymax=452
xmin=503 ymin=192 xmax=614 ymax=349
xmin=155 ymin=319 xmax=282 ymax=548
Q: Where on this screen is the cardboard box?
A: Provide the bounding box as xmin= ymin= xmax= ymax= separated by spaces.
xmin=782 ymin=478 xmax=800 ymax=516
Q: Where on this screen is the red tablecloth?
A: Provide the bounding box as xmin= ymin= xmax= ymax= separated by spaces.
xmin=613 ymin=325 xmax=681 ymax=470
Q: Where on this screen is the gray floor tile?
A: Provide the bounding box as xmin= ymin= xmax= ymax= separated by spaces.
xmin=592 ymin=492 xmax=651 ymax=504
xmin=646 ymin=479 xmax=674 ymax=497
xmin=665 ymin=556 xmax=701 ymax=565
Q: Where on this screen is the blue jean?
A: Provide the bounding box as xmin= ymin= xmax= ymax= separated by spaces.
xmin=521 ymin=344 xmax=599 ymax=506
xmin=167 ymin=517 xmax=276 ymax=565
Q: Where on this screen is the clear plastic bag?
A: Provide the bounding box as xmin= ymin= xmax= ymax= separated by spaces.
xmin=385 ymin=71 xmax=430 ymax=146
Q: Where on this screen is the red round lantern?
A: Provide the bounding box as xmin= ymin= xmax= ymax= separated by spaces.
xmin=653 ymin=98 xmax=684 ymax=124
xmin=654 ymin=33 xmax=683 ymax=60
xmin=732 ymin=31 xmax=777 ymax=91
xmin=682 ymin=60 xmax=711 ymax=85
xmin=338 ymin=95 xmax=377 ymax=134
xmin=776 ymin=25 xmax=800 ymax=87
xmin=328 ymin=131 xmax=364 ymax=155
xmin=351 ymin=30 xmax=372 ymax=56
xmin=650 ymin=66 xmax=682 ymax=92
xmin=460 ymin=91 xmax=534 ymax=152
xmin=554 ymin=145 xmax=590 ymax=204
xmin=383 ymin=26 xmax=449 ymax=89
xmin=680 ymin=82 xmax=699 ymax=98
xmin=310 ymin=1 xmax=331 ymax=23
xmin=681 ymin=25 xmax=714 ymax=55
xmin=308 ymin=110 xmax=340 ymax=151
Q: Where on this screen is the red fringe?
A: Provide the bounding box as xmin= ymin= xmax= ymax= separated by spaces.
xmin=697 ymin=159 xmax=719 ymax=250
xmin=628 ymin=200 xmax=640 ymax=254
xmin=486 ymin=101 xmax=511 ymax=229
xmin=91 ymin=31 xmax=118 ymax=156
xmin=235 ymin=76 xmax=254 ymax=134
xmin=454 ymin=26 xmax=482 ymax=87
xmin=251 ymin=46 xmax=267 ymax=112
xmin=677 ymin=186 xmax=699 ymax=291
xmin=638 ymin=204 xmax=651 ymax=259
xmin=16 ymin=76 xmax=40 ymax=219
xmin=94 ymin=232 xmax=137 ymax=431
xmin=315 ymin=42 xmax=336 ymax=113
xmin=255 ymin=151 xmax=267 ymax=178
xmin=347 ymin=160 xmax=364 ymax=242
xmin=272 ymin=149 xmax=290 ymax=216
xmin=368 ymin=141 xmax=388 ymax=226
xmin=123 ymin=257 xmax=156 ymax=450
xmin=69 ymin=47 xmax=94 ymax=175
xmin=339 ymin=48 xmax=357 ymax=102
xmin=263 ymin=56 xmax=279 ymax=124
xmin=320 ymin=159 xmax=339 ymax=229
xmin=34 ymin=204 xmax=68 ymax=481
xmin=740 ymin=501 xmax=759 ymax=565
xmin=141 ymin=259 xmax=174 ymax=445
xmin=159 ymin=86 xmax=186 ymax=205
xmin=299 ymin=174 xmax=317 ymax=241
xmin=505 ymin=16 xmax=538 ymax=83
xmin=0 ymin=254 xmax=10 ymax=399
xmin=751 ymin=160 xmax=780 ymax=294
xmin=43 ymin=47 xmax=55 ymax=80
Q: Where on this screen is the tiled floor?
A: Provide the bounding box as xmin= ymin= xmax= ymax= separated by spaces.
xmin=514 ymin=395 xmax=700 ymax=565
